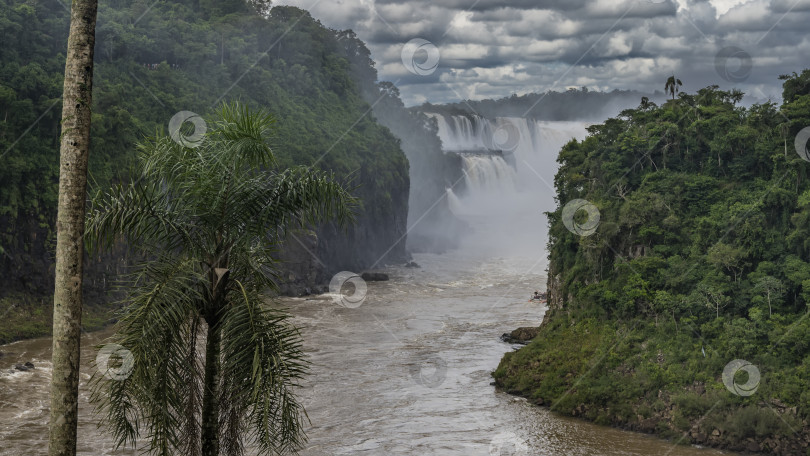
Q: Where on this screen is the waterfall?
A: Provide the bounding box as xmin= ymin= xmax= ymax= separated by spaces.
xmin=446 ymin=188 xmax=464 ymax=215
xmin=427 ymin=113 xmax=590 ymax=257
xmin=431 ymin=115 xmax=491 ymax=151
xmin=428 ymin=113 xmax=589 ymax=199
xmin=460 ymin=155 xmax=517 ymax=195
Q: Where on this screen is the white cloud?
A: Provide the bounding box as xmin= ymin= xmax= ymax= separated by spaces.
xmin=711 ymin=0 xmax=754 ymax=17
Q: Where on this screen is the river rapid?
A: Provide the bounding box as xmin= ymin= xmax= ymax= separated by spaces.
xmin=0 ymin=250 xmax=734 ymax=456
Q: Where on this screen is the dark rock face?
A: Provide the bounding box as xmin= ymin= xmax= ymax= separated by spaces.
xmin=275 ymin=230 xmax=328 ymax=297
xmin=361 ymin=272 xmax=389 ymax=282
xmin=2 ymin=175 xmax=410 ymax=301
xmin=1 ymin=214 xmax=407 ymax=304
xmin=500 ymin=326 xmax=539 ymax=344
xmin=316 ymin=190 xmax=410 ymax=276
xmin=0 ymin=221 xmax=132 ymax=306
xmin=273 ymin=175 xmax=408 ymax=295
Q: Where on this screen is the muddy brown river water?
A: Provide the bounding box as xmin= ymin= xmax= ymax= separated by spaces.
xmin=0 ymin=252 xmax=734 ymax=455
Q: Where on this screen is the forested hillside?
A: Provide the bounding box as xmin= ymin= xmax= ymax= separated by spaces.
xmin=495 ymin=73 xmax=810 ymax=454
xmin=0 ymin=0 xmax=412 ymax=341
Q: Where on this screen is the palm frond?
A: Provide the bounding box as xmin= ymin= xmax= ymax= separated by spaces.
xmin=218 ymin=282 xmax=308 ymax=455
xmin=85 ymin=179 xmax=195 ymax=253
xmin=210 ymin=102 xmax=277 ymax=169
xmin=90 ymin=256 xmax=205 ymax=455
xmin=138 ymin=134 xmax=203 ymax=185
xmin=240 ymin=167 xmax=358 ymax=238
xmin=225 ymin=239 xmax=280 ymax=292
xmin=89 ymin=102 xmax=351 ymax=455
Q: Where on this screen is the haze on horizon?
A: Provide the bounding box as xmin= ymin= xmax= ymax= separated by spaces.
xmin=275 ymin=0 xmax=809 ymax=107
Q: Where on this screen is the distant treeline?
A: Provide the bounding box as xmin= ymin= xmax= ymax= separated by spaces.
xmin=415 ymin=87 xmax=657 ymax=121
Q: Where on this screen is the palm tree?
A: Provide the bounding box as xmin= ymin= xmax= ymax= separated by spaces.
xmin=86 ymin=103 xmax=357 ymax=455
xmin=639 ymin=96 xmax=657 ymax=111
xmin=49 ymin=1 xmax=99 ymax=454
xmin=665 ymin=75 xmax=683 ymax=100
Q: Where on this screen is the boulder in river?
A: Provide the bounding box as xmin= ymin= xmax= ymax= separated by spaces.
xmin=500 ymin=327 xmax=539 ymax=345
xmin=11 ymin=362 xmax=35 ymax=372
xmin=405 ymin=261 xmax=421 ymax=268
xmin=361 ymin=272 xmax=389 ymax=281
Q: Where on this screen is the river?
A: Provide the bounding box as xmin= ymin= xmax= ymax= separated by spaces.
xmin=0 ymin=250 xmax=734 ymax=455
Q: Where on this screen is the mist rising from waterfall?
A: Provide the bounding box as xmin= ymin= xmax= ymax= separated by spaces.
xmin=428 ymin=114 xmax=589 ymax=262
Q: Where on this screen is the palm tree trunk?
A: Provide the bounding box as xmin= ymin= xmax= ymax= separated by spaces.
xmin=201 ymin=316 xmax=222 ymax=456
xmin=48 ymin=1 xmax=98 ymax=455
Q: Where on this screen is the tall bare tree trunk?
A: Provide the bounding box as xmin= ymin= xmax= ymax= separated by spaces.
xmin=48 ymin=1 xmax=98 ymax=455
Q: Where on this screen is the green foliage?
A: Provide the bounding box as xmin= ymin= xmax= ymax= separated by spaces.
xmin=0 ymin=0 xmax=408 ymax=292
xmin=779 ymin=70 xmax=810 ymax=104
xmin=87 ymin=103 xmax=356 ymax=455
xmin=0 ymin=294 xmax=114 ymax=344
xmin=498 ymin=78 xmax=810 ymax=450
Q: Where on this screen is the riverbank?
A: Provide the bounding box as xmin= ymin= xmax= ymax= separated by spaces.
xmin=493 ymin=309 xmax=810 ymax=455
xmin=0 ymin=293 xmax=116 ymax=345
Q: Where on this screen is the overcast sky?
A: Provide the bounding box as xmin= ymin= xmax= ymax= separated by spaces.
xmin=274 ymin=0 xmax=810 ymax=107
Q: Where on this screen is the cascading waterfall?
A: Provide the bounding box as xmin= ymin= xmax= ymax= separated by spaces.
xmin=429 ymin=113 xmax=589 ymax=205
xmin=460 ymin=155 xmax=517 ymax=196
xmin=428 ymin=113 xmax=590 ymax=257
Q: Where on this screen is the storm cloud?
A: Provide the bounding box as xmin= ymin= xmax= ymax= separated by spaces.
xmin=274 ymin=0 xmax=810 ymax=106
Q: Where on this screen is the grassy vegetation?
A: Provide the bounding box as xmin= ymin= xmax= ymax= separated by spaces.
xmin=0 ymin=294 xmax=116 ymax=345
xmin=495 ymin=312 xmax=808 ymax=452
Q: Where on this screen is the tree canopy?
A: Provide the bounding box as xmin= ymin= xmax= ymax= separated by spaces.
xmin=496 ymin=75 xmax=810 ymax=452
xmin=0 ymin=0 xmax=409 ymax=306
xmin=87 ymin=103 xmax=357 ymax=455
